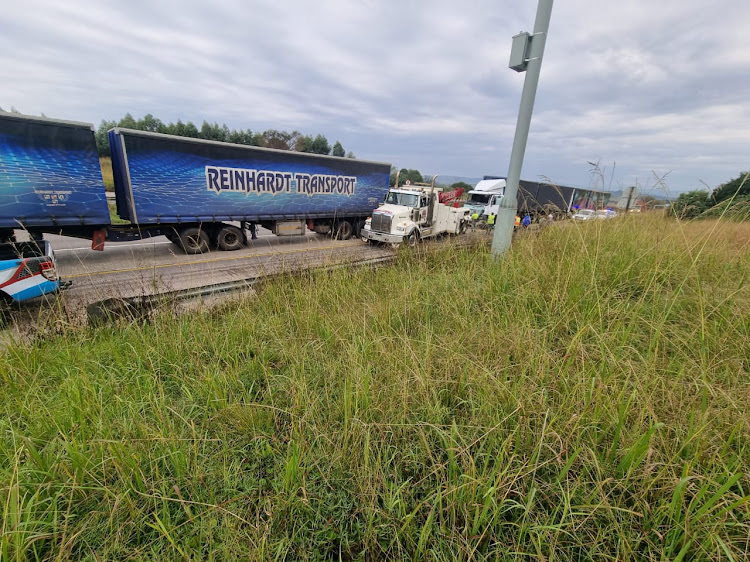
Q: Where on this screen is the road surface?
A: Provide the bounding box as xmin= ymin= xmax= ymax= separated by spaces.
xmin=2 ymin=228 xmax=485 ymax=340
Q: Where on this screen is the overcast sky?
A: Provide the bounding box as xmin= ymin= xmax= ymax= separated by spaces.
xmin=2 ymin=1 xmax=748 ymax=195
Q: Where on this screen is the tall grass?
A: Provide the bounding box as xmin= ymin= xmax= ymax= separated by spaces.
xmin=99 ymin=157 xmax=114 ymax=191
xmin=1 ymin=215 xmax=749 ymax=559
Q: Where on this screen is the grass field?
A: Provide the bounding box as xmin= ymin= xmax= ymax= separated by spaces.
xmin=1 ymin=215 xmax=749 ymax=560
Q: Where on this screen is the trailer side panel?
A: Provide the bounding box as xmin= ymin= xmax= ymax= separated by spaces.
xmin=0 ymin=112 xmax=110 ymax=229
xmin=110 ymin=129 xmax=390 ymax=224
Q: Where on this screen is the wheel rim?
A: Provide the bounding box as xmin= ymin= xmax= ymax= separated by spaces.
xmin=186 ymin=235 xmax=202 ymax=251
xmin=335 ymin=221 xmax=353 ymax=240
xmin=180 ymin=228 xmax=209 ymax=253
xmin=216 ymin=226 xmax=243 ymax=250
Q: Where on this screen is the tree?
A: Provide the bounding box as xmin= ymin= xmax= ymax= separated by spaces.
xmin=332 ymin=141 xmax=345 ymax=157
xmin=260 ymin=129 xmax=292 ymax=150
xmin=671 ymin=190 xmax=712 ymax=219
xmin=450 ymin=181 xmax=472 ymax=190
xmin=95 ymin=120 xmax=117 ymax=156
xmin=711 ymin=172 xmax=750 ymax=204
xmin=295 ymin=134 xmax=313 ymax=152
xmin=228 ymin=128 xmax=254 ymax=145
xmin=286 ymin=131 xmax=302 ymax=151
xmin=200 ymin=122 xmax=230 ymax=142
xmin=309 ymin=134 xmax=331 ymax=155
xmin=117 ymin=113 xmax=137 ymax=129
xmin=181 ymin=121 xmax=200 ymax=138
xmin=399 ymin=169 xmax=423 ymax=186
xmin=346 ymin=151 xmax=355 ymax=159
xmin=92 ymin=112 xmax=347 ymax=157
xmin=136 ymin=113 xmax=165 ymax=133
xmin=390 ymin=167 xmax=425 ymax=186
xmin=166 ymin=119 xmax=199 ymax=138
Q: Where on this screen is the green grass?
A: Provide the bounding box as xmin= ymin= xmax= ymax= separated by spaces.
xmin=100 ymin=157 xmax=114 ymax=191
xmin=107 ymin=200 xmax=130 ymax=225
xmin=1 ymin=215 xmax=749 ymax=560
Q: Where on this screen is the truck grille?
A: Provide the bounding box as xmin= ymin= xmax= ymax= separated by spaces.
xmin=371 ymin=212 xmax=392 ymax=233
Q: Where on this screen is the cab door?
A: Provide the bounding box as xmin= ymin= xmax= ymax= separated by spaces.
xmin=486 ymin=195 xmax=501 ymax=217
xmin=418 ymin=195 xmax=429 ymax=224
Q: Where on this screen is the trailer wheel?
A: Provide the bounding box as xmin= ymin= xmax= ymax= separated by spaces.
xmin=352 ymin=219 xmax=365 ymax=238
xmin=216 ymin=225 xmax=244 ymax=251
xmin=178 ymin=227 xmax=210 ymax=254
xmin=333 ymin=220 xmax=354 ymax=240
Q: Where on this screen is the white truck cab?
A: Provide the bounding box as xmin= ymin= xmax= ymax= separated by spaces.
xmin=465 ymin=178 xmax=506 ymax=220
xmin=361 ymin=178 xmax=470 ymax=246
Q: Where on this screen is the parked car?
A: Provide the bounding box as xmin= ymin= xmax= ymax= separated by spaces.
xmin=596 ymin=209 xmax=617 ymax=219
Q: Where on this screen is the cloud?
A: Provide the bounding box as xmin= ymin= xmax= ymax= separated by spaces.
xmin=1 ymin=0 xmax=749 ymax=193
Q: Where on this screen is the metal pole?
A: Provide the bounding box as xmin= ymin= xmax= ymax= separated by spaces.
xmin=492 ymin=0 xmax=554 ymax=256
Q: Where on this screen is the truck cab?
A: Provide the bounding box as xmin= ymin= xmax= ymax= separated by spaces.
xmin=361 ymin=179 xmax=470 ymax=246
xmin=465 ymin=178 xmax=506 ymax=220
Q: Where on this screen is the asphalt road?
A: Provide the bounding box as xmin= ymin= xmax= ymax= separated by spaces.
xmin=48 ymin=229 xmax=387 ymax=299
xmin=2 ymin=227 xmax=485 ymax=341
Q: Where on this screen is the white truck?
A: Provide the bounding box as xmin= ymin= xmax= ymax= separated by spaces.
xmin=464 ymin=178 xmax=506 ymax=220
xmin=360 ymin=178 xmax=471 ymax=247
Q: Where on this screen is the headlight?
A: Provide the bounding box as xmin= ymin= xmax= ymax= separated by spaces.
xmin=395 ymin=225 xmax=405 ymax=232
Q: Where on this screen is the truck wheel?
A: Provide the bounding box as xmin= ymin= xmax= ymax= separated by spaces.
xmin=352 ymin=219 xmax=365 ymax=238
xmin=178 ymin=227 xmax=210 ymax=254
xmin=333 ymin=220 xmax=353 ymax=240
xmin=216 ymin=225 xmax=244 ymax=251
xmin=407 ymin=230 xmax=418 ymax=247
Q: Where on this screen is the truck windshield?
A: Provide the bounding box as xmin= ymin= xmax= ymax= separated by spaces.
xmin=385 ymin=192 xmax=419 ymax=207
xmin=467 ymin=193 xmax=491 ymax=205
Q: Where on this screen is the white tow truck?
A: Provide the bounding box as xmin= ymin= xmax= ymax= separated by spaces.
xmin=360 ymin=176 xmax=471 ymax=247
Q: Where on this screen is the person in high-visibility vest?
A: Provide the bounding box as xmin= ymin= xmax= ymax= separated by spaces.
xmin=514 ymin=215 xmax=521 ymax=229
xmin=487 ymin=213 xmax=496 ymax=226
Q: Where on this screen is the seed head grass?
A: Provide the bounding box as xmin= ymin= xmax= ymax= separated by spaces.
xmin=1 ymin=214 xmax=749 ymax=559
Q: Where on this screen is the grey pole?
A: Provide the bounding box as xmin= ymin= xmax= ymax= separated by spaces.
xmin=491 ymin=0 xmax=554 ymax=256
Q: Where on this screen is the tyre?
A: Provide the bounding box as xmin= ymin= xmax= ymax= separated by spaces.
xmin=333 ymin=220 xmax=354 ymax=240
xmin=216 ymin=225 xmax=244 ymax=251
xmin=178 ymin=227 xmax=210 ymax=254
xmin=352 ymin=219 xmax=364 ymax=239
xmin=406 ymin=230 xmax=418 ymax=247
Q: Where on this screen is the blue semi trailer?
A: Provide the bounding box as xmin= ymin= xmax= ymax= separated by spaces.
xmin=0 ymin=111 xmax=391 ymax=257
